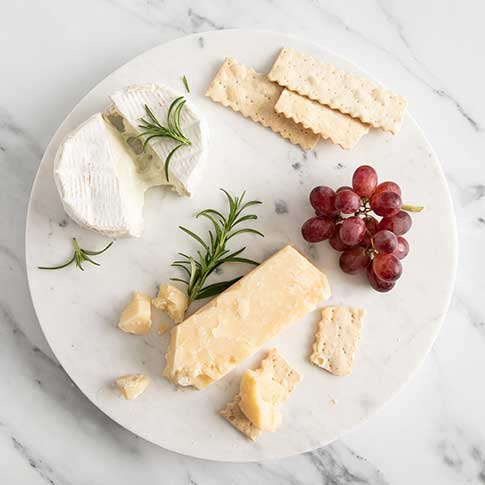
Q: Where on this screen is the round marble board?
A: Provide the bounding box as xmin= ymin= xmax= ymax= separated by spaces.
xmin=25 ymin=30 xmax=457 ymax=462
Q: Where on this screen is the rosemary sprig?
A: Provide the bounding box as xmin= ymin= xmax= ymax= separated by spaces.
xmin=137 ymin=97 xmax=191 ymax=182
xmin=38 ymin=238 xmax=113 ymax=271
xmin=171 ymin=189 xmax=264 ymax=305
xmin=182 ymin=75 xmax=190 ymax=93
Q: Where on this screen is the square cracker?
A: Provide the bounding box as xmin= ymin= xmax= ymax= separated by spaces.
xmin=310 ymin=307 xmax=365 ymax=376
xmin=205 ymin=57 xmax=319 ymax=150
xmin=220 ymin=349 xmax=301 ymax=440
xmin=274 ymin=88 xmax=369 ymax=149
xmin=268 ymin=48 xmax=407 ymax=134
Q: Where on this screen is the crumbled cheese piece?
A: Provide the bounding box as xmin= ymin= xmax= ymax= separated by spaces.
xmin=116 ymin=374 xmax=150 ymax=400
xmin=152 ymin=284 xmax=188 ymax=323
xmin=118 ymin=292 xmax=152 ymax=335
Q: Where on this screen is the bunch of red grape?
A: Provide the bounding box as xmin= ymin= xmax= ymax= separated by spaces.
xmin=301 ymin=165 xmax=421 ymax=292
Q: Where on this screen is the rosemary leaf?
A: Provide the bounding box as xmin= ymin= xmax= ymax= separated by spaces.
xmin=38 ymin=239 xmax=113 ymax=271
xmin=182 ymin=75 xmax=190 ymax=93
xmin=172 ymin=189 xmax=264 ymax=306
xmin=138 ymin=98 xmax=191 ymax=183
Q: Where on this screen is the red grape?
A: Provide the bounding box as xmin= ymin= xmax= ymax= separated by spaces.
xmin=352 ymin=165 xmax=378 ymax=197
xmin=360 ymin=232 xmax=372 ymax=249
xmin=309 ymin=186 xmax=337 ymax=217
xmin=366 ymin=264 xmax=396 ymax=292
xmin=393 ymin=236 xmax=409 ymax=260
xmin=339 ymin=247 xmax=370 ymax=274
xmin=374 ymin=181 xmax=401 ymax=196
xmin=301 ymin=216 xmax=336 ymax=242
xmin=373 ymin=230 xmax=398 ymax=254
xmin=370 ymin=191 xmax=402 ymax=217
xmin=329 ymin=225 xmax=349 ymax=251
xmin=372 ymin=253 xmax=402 ymax=282
xmin=365 ymin=216 xmax=379 ymax=236
xmin=377 ymin=211 xmax=412 ymax=236
xmin=336 ymin=185 xmax=353 ymax=193
xmin=340 ymin=217 xmax=366 ymax=246
xmin=335 ymin=189 xmax=361 ymax=214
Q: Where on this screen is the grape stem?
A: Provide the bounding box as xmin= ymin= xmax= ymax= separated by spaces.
xmin=402 ymin=204 xmax=424 ymax=213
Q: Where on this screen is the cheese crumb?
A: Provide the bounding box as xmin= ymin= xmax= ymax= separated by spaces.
xmin=116 ymin=374 xmax=150 ymax=400
xmin=118 ymin=292 xmax=152 ymax=335
xmin=158 ymin=323 xmax=170 ymax=336
xmin=152 ymin=284 xmax=188 ymax=323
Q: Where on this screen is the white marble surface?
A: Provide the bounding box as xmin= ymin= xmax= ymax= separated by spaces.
xmin=0 ymin=0 xmax=483 ymax=482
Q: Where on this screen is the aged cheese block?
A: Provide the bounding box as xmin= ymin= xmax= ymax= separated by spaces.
xmin=163 ymin=245 xmax=331 ymax=389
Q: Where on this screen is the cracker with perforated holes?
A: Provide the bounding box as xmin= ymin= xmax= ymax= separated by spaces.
xmin=310 ymin=307 xmax=365 ymax=376
xmin=268 ymin=48 xmax=407 ymax=134
xmin=220 ymin=394 xmax=263 ymax=441
xmin=220 ymin=349 xmax=300 ymax=440
xmin=205 ymin=57 xmax=319 ymax=150
xmin=274 ymin=88 xmax=369 ymax=149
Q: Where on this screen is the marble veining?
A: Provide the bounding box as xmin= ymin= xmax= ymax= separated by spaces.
xmin=0 ymin=0 xmax=484 ymax=483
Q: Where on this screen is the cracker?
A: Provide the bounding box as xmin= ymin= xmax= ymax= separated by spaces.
xmin=310 ymin=307 xmax=365 ymax=376
xmin=274 ymin=89 xmax=369 ymax=149
xmin=220 ymin=349 xmax=300 ymax=440
xmin=220 ymin=394 xmax=262 ymax=441
xmin=205 ymin=57 xmax=319 ymax=150
xmin=258 ymin=348 xmax=301 ymax=400
xmin=268 ymin=48 xmax=407 ymax=134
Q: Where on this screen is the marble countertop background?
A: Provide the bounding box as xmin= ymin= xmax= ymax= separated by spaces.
xmin=0 ymin=1 xmax=483 ymax=483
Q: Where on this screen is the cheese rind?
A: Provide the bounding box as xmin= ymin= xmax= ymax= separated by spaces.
xmin=163 ymin=245 xmax=330 ymax=389
xmin=118 ymin=292 xmax=152 ymax=336
xmin=239 ymin=349 xmax=301 ymax=431
xmin=54 ymin=113 xmax=146 ymax=237
xmin=310 ymin=306 xmax=365 ymax=376
xmin=116 ymin=374 xmax=150 ymax=400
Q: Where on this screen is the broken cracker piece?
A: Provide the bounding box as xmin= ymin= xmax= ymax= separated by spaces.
xmin=220 ymin=394 xmax=263 ymax=441
xmin=268 ymin=48 xmax=407 ymax=134
xmin=274 ymin=88 xmax=369 ymax=149
xmin=205 ymin=57 xmax=319 ymax=150
xmin=221 ymin=349 xmax=301 ymax=439
xmin=310 ymin=306 xmax=365 ymax=376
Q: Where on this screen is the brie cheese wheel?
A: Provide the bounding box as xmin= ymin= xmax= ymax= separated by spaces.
xmin=54 ymin=113 xmax=146 ymax=237
xmin=106 ymin=84 xmax=208 ymax=196
xmin=54 ymin=84 xmax=208 ymax=237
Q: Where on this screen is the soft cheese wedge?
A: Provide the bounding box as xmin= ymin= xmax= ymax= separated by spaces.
xmin=106 ymin=84 xmax=208 ymax=196
xmin=239 ymin=349 xmax=301 ymax=432
xmin=54 ymin=113 xmax=146 ymax=237
xmin=164 ymin=245 xmax=331 ymax=389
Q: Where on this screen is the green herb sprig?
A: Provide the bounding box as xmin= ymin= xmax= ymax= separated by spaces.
xmin=182 ymin=75 xmax=190 ymax=93
xmin=138 ymin=97 xmax=191 ymax=181
xmin=38 ymin=238 xmax=113 ymax=271
xmin=172 ymin=189 xmax=264 ymax=305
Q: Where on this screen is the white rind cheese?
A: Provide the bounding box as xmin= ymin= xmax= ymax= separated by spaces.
xmin=54 ymin=84 xmax=208 ymax=237
xmin=163 ymin=245 xmax=331 ymax=389
xmin=54 ymin=113 xmax=146 ymax=237
xmin=106 ymin=84 xmax=208 ymax=196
